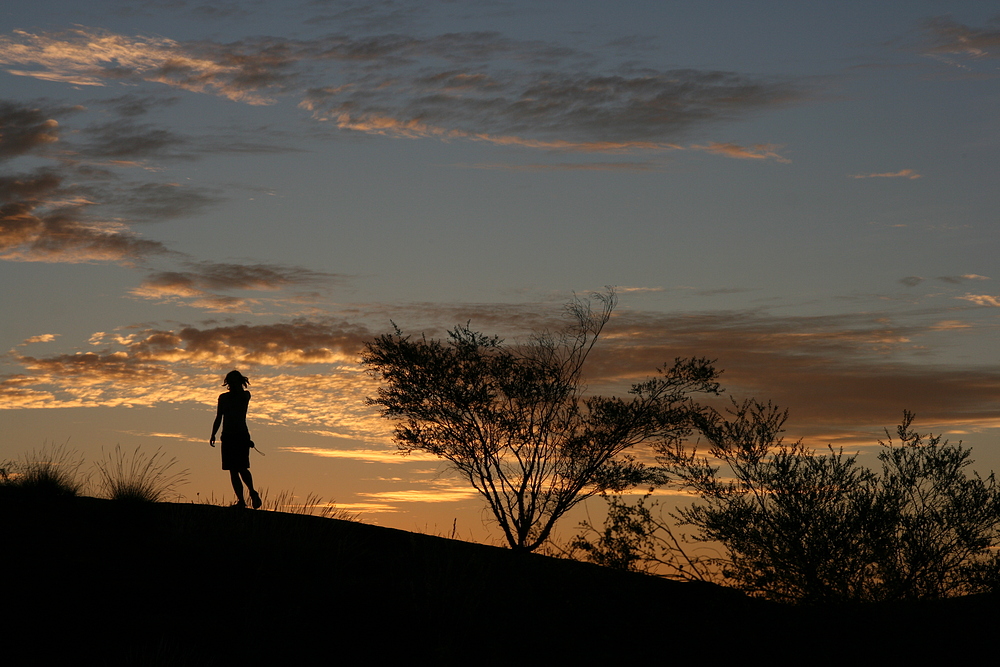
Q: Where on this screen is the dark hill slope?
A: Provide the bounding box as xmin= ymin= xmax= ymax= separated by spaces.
xmin=5 ymin=496 xmax=997 ymax=664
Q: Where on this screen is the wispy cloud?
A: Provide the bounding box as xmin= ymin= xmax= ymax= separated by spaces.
xmin=958 ymin=294 xmax=1000 ymax=307
xmin=119 ymin=429 xmax=204 ymax=442
xmin=938 ymin=274 xmax=990 ymax=284
xmin=0 ymin=28 xmax=287 ymax=103
xmin=21 ymin=333 xmax=58 ymax=344
xmin=454 ymin=161 xmax=664 ymax=172
xmin=279 ymin=446 xmax=440 ymax=463
xmin=0 ymin=169 xmax=170 ymax=264
xmin=131 ymin=261 xmax=346 ymax=311
xmin=850 ymin=169 xmax=921 ymax=179
xmin=922 ymin=17 xmax=1000 ymax=60
xmin=581 ymin=307 xmax=1000 ymax=438
xmin=616 ymin=286 xmax=665 ymax=293
xmin=690 ymin=142 xmax=790 ymax=162
xmin=1 ymin=26 xmax=806 ymax=156
xmin=357 ymin=484 xmax=481 ymax=503
xmin=0 ymin=101 xmax=61 ymax=160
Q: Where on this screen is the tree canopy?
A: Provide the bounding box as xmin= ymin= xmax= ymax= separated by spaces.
xmin=362 ymin=291 xmax=721 ymax=551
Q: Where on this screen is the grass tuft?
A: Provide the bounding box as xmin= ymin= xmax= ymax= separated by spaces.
xmin=0 ymin=442 xmax=85 ymax=499
xmin=94 ymin=445 xmax=189 ymax=502
xmin=257 ymin=488 xmax=360 ymax=521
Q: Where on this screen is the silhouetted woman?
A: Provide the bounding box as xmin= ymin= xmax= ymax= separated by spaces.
xmin=210 ymin=370 xmax=262 ymax=509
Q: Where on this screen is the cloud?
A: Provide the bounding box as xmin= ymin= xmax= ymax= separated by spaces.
xmin=132 ymin=261 xmax=346 ymax=311
xmin=95 ymin=92 xmax=181 ymax=117
xmin=22 ymin=334 xmax=58 ymax=344
xmin=77 ymin=121 xmax=188 ymax=159
xmin=0 ymin=102 xmax=213 ymax=261
xmin=579 ymin=307 xmax=1000 ymax=440
xmin=357 ymin=484 xmax=481 ymax=503
xmin=0 ymin=27 xmax=290 ymax=104
xmin=119 ymin=430 xmax=204 ymax=442
xmin=616 ymin=286 xmax=665 ymax=293
xmin=5 ymin=318 xmax=385 ymax=436
xmin=689 ymin=142 xmax=790 ymax=162
xmin=0 ymin=101 xmax=61 ymax=160
xmin=0 ymin=27 xmax=806 ymax=153
xmin=900 ymin=276 xmax=923 ymax=287
xmin=922 ymin=17 xmax=1000 ymax=60
xmin=849 ymin=169 xmax=921 ymax=179
xmin=958 ymin=294 xmax=1000 ymax=307
xmin=0 ymin=374 xmax=58 ymax=409
xmin=278 ymin=446 xmax=440 ymax=463
xmin=454 ymin=161 xmax=663 ymax=171
xmin=122 ymin=319 xmax=370 ymax=366
xmin=109 ymin=182 xmax=219 ymax=221
xmin=694 ymin=287 xmax=757 ymax=296
xmin=314 ymin=68 xmax=802 ymax=147
xmin=938 ymin=274 xmax=990 ymax=284
xmin=6 ymin=298 xmax=1000 ymax=447
xmin=325 ymin=111 xmax=680 ymax=153
xmin=0 ymin=170 xmax=169 ymax=263
xmin=25 ymin=318 xmax=371 ymax=379
xmin=929 ymin=320 xmax=972 ymax=331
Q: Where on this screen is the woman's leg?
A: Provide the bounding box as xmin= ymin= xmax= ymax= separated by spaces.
xmin=229 ymin=470 xmax=245 ymax=506
xmin=239 ymin=469 xmax=262 ymax=508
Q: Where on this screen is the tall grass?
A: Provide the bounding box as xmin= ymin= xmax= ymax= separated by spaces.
xmin=93 ymin=445 xmax=189 ymax=502
xmin=253 ymin=488 xmax=360 ymax=520
xmin=0 ymin=442 xmax=86 ymax=499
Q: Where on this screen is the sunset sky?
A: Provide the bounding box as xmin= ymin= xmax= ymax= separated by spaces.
xmin=2 ymin=0 xmax=999 ymax=545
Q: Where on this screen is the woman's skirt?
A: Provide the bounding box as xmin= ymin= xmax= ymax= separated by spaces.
xmin=221 ymin=434 xmax=251 ymax=471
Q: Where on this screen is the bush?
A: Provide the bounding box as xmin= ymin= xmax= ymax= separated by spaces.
xmin=577 ymin=403 xmax=1000 ymax=603
xmin=657 ymin=403 xmax=1000 ymax=603
xmin=570 ymin=491 xmax=718 ymax=583
xmin=93 ymin=445 xmax=189 ymax=502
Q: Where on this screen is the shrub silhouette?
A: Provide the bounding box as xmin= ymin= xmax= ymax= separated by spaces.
xmin=582 ymin=403 xmax=1000 ymax=603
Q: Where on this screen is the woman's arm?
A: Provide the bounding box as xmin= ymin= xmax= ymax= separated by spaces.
xmin=210 ymin=397 xmax=223 ymax=446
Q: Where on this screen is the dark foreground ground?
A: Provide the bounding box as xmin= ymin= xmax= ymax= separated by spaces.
xmin=5 ymin=495 xmax=998 ymax=665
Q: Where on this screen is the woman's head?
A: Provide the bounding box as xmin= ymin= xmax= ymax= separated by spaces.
xmin=223 ymin=370 xmax=250 ymax=390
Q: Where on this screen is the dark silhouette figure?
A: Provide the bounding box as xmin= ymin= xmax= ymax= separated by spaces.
xmin=210 ymin=370 xmax=262 ymax=509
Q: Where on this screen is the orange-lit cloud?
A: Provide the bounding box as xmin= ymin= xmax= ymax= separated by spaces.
xmin=616 ymin=286 xmax=665 ymax=293
xmin=938 ymin=274 xmax=990 ymax=284
xmin=279 ymin=446 xmax=441 ymax=463
xmin=690 ymin=142 xmax=790 ymax=162
xmin=959 ymin=294 xmax=1000 ymax=307
xmin=131 ymin=262 xmax=345 ymax=312
xmin=0 ymin=28 xmax=282 ymax=104
xmin=119 ymin=430 xmax=204 ymax=443
xmin=14 ymin=319 xmax=370 ymax=376
xmin=330 ymin=112 xmax=679 ymax=153
xmin=6 ymin=301 xmax=999 ymax=449
xmin=22 ymin=334 xmax=58 ymax=344
xmin=849 ymin=169 xmax=921 ymax=179
xmin=357 ymin=484 xmax=481 ymax=504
